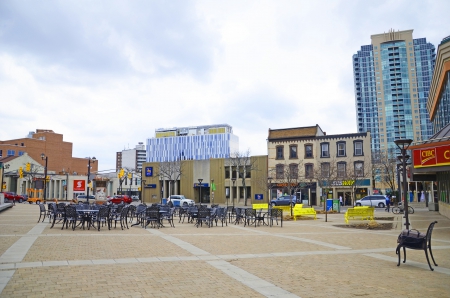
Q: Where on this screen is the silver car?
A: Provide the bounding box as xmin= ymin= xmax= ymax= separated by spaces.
xmin=355 ymin=195 xmax=386 ymax=208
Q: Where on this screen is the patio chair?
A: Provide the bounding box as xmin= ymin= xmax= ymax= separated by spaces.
xmin=96 ymin=206 xmax=110 ymax=231
xmin=196 ymin=209 xmax=213 ymax=228
xmin=50 ymin=203 xmax=65 ymax=228
xmin=244 ymin=208 xmax=257 ymax=227
xmin=37 ymin=203 xmax=47 ymax=223
xmin=226 ymin=206 xmax=235 ymax=223
xmin=127 ymin=204 xmax=137 ymax=223
xmin=214 ymin=207 xmax=228 ymax=227
xmin=233 ymin=208 xmax=245 ymax=225
xmin=396 ymin=221 xmax=438 ymax=271
xmin=112 ymin=205 xmax=129 ymax=230
xmin=160 ymin=207 xmax=175 ymax=228
xmin=62 ymin=205 xmax=78 ymax=231
xmin=144 ymin=206 xmax=161 ymax=229
xmin=268 ymin=208 xmax=283 ymax=227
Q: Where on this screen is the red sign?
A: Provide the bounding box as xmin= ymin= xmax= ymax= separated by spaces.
xmin=73 ymin=180 xmax=86 ymax=192
xmin=413 ymin=144 xmax=450 ymax=168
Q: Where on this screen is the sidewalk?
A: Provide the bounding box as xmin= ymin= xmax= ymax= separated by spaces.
xmin=1 ymin=203 xmax=449 ymax=297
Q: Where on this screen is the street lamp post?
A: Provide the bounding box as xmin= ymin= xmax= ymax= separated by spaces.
xmin=396 ymin=163 xmax=402 ymax=205
xmin=309 ymin=179 xmax=313 ymax=207
xmin=394 ymin=139 xmax=413 ymax=230
xmin=267 ymin=177 xmax=273 ymax=205
xmin=198 ymin=178 xmax=203 ymax=205
xmin=231 ymin=177 xmax=236 ymax=208
xmin=211 ymin=179 xmax=214 ymax=205
xmin=86 ymin=157 xmax=96 ymax=204
xmin=142 ymin=180 xmax=146 ymax=203
xmin=40 ymin=154 xmax=48 ymax=202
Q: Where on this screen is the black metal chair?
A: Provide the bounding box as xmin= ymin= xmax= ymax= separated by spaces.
xmin=144 ymin=206 xmax=161 ymax=229
xmin=244 ymin=208 xmax=257 ymax=227
xmin=396 ymin=221 xmax=438 ymax=271
xmin=268 ymin=208 xmax=283 ymax=227
xmin=112 ymin=205 xmax=129 ymax=230
xmin=96 ymin=206 xmax=110 ymax=231
xmin=214 ymin=207 xmax=228 ymax=227
xmin=38 ymin=203 xmax=47 ymax=223
xmin=62 ymin=205 xmax=78 ymax=230
xmin=196 ymin=209 xmax=213 ymax=228
xmin=50 ymin=203 xmax=65 ymax=228
xmin=160 ymin=207 xmax=175 ymax=227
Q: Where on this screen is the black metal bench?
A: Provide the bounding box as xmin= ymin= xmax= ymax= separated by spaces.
xmin=396 ymin=221 xmax=438 ymax=271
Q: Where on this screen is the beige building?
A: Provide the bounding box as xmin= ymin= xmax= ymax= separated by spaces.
xmin=141 ymin=156 xmax=268 ymax=206
xmin=268 ymin=125 xmax=372 ymax=205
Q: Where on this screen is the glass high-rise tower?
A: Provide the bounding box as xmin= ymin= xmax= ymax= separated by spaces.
xmin=353 ymin=29 xmax=435 ymax=152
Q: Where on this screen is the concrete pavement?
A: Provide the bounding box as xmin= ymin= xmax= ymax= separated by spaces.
xmin=0 ymin=203 xmax=449 ymax=297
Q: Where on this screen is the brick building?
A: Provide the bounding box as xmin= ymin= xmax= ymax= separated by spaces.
xmin=0 ymin=129 xmax=98 ymax=175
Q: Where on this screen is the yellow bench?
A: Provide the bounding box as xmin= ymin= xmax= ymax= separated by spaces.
xmin=293 ymin=206 xmax=317 ymax=220
xmin=273 ymin=204 xmax=302 ymax=214
xmin=344 ymin=207 xmax=374 ymax=224
xmin=252 ymin=203 xmax=269 ymax=210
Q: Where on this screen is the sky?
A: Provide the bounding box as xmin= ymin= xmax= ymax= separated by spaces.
xmin=1 ymin=0 xmax=450 ymax=172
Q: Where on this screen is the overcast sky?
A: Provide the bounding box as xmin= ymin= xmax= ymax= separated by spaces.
xmin=1 ymin=0 xmax=449 ymax=172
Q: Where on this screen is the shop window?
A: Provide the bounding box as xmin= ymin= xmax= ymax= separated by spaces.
xmin=276 ymin=146 xmax=284 ymax=159
xmin=305 ymin=144 xmax=313 ymax=158
xmin=336 ymin=142 xmax=346 ymax=157
xmin=320 ymin=142 xmax=330 ymax=158
xmin=289 ymin=145 xmax=298 ymax=159
xmin=276 ymin=164 xmax=284 ymax=179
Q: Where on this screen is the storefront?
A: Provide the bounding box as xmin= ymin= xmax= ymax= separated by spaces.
xmin=323 ymin=179 xmax=371 ymax=206
xmin=410 ymin=138 xmax=450 ymax=218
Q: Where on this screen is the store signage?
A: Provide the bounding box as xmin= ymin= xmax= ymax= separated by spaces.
xmin=145 ymin=167 xmax=153 ymax=177
xmin=73 ymin=180 xmax=86 ymax=192
xmin=194 ymin=183 xmax=209 ymax=188
xmin=145 ymin=184 xmax=157 ymax=188
xmin=254 ymin=194 xmax=263 ymax=200
xmin=322 ymin=179 xmax=371 ymax=187
xmin=413 ymin=144 xmax=450 ymax=168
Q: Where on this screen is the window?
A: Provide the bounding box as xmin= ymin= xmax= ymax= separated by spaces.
xmin=276 ymin=146 xmax=284 ymax=159
xmin=18 ymin=151 xmax=24 ymax=156
xmin=245 ymin=166 xmax=251 ymax=178
xmin=7 ymin=150 xmax=15 ymax=156
xmin=305 ymin=144 xmax=313 ymax=158
xmin=276 ymin=164 xmax=284 ymax=179
xmin=0 ymin=150 xmax=2 ymax=157
xmin=320 ymin=142 xmax=330 ymax=158
xmin=354 ymin=161 xmax=364 ymax=177
xmin=337 ymin=162 xmax=346 ymax=178
xmin=289 ymin=145 xmax=298 ymax=159
xmin=225 ymin=167 xmax=230 ymax=179
xmin=354 ymin=141 xmax=363 ymax=156
xmin=305 ymin=164 xmax=314 ymax=179
xmin=289 ymin=164 xmax=298 ymax=179
xmin=321 ymin=163 xmax=330 ymax=178
xmin=336 ymin=142 xmax=346 ymax=157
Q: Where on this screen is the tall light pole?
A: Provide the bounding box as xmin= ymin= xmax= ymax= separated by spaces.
xmin=40 ymin=154 xmax=48 ymax=202
xmin=394 ymin=139 xmax=413 ymax=230
xmin=211 ymin=179 xmax=214 ymax=205
xmin=86 ymin=157 xmax=96 ymax=204
xmin=142 ymin=179 xmax=146 ymax=203
xmin=198 ymin=178 xmax=203 ymax=205
xmin=267 ymin=177 xmax=273 ymax=205
xmin=231 ymin=177 xmax=236 ymax=208
xmin=309 ymin=179 xmax=313 ymax=207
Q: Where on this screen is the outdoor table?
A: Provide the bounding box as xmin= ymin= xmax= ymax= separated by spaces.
xmin=76 ymin=209 xmax=99 ymax=230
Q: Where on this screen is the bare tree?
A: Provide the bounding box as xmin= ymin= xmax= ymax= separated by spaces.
xmin=271 ymin=160 xmax=304 ymax=216
xmin=227 ymin=149 xmax=258 ymax=206
xmin=155 ymin=159 xmax=185 ymax=197
xmin=23 ymin=162 xmax=44 ymax=197
xmin=345 ymin=156 xmax=373 ymax=206
xmin=313 ymin=159 xmax=339 ymax=222
xmin=372 ymin=149 xmax=397 ymax=195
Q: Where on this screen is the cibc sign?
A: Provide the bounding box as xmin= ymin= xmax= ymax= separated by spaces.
xmin=413 ymin=144 xmax=450 ymax=168
xmin=73 ymin=180 xmax=86 ymax=192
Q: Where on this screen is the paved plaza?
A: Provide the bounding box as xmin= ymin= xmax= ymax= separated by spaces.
xmin=0 ymin=203 xmax=449 ymax=298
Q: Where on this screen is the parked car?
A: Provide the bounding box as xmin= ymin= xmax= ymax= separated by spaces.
xmin=355 ymin=195 xmax=386 ymax=208
xmin=107 ymin=195 xmax=132 ymax=204
xmin=2 ymin=192 xmax=25 ymax=203
xmin=131 ymin=195 xmax=140 ymax=202
xmin=169 ymin=195 xmax=195 ymax=206
xmin=270 ymin=195 xmax=301 ymax=207
xmin=76 ymin=195 xmax=96 ymax=203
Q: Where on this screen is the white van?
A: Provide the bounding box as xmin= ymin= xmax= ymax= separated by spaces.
xmin=355 ymin=195 xmax=387 ymax=208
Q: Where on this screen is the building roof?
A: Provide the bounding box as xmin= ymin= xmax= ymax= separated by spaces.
xmin=268 ymin=125 xmax=322 ymax=141
xmin=0 ymin=156 xmax=18 ymax=163
xmin=410 ymin=123 xmax=450 ymax=149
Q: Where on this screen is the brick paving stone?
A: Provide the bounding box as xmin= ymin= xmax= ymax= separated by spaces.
xmin=0 ymin=203 xmax=449 ymax=297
